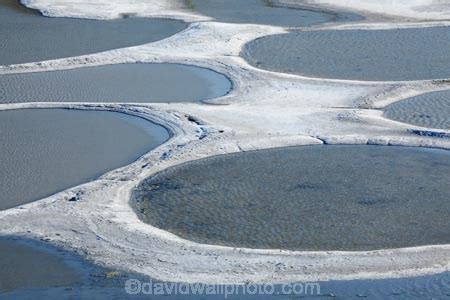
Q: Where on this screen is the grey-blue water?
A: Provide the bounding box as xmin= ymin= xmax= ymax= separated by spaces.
xmin=384 ymin=89 xmax=450 ymax=129
xmin=181 ymin=0 xmax=363 ymax=27
xmin=133 ymin=145 xmax=450 ymax=251
xmin=243 ymin=27 xmax=450 ymax=81
xmin=0 ymin=63 xmax=232 ymax=103
xmin=0 ymin=0 xmax=186 ymax=65
xmin=0 ymin=109 xmax=169 ymax=210
xmin=1 ymin=238 xmax=449 ymax=299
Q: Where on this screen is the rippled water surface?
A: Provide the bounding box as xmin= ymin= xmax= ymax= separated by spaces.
xmin=384 ymin=90 xmax=450 ymax=129
xmin=134 ymin=145 xmax=450 ymax=251
xmin=244 ymin=27 xmax=450 ymax=81
xmin=0 ymin=0 xmax=186 ymax=65
xmin=0 ymin=64 xmax=232 ymax=103
xmin=0 ymin=109 xmax=169 ymax=210
xmin=181 ymin=0 xmax=363 ymax=27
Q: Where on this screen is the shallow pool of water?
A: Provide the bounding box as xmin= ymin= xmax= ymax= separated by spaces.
xmin=181 ymin=0 xmax=363 ymax=27
xmin=243 ymin=27 xmax=450 ymax=81
xmin=0 ymin=109 xmax=169 ymax=210
xmin=0 ymin=63 xmax=232 ymax=103
xmin=0 ymin=0 xmax=186 ymax=65
xmin=384 ymin=90 xmax=450 ymax=129
xmin=0 ymin=237 xmax=142 ymax=296
xmin=134 ymin=145 xmax=450 ymax=251
xmin=0 ymin=239 xmax=82 ymax=292
xmin=3 ymin=237 xmax=448 ymax=298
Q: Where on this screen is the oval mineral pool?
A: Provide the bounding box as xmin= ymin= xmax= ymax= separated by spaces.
xmin=0 ymin=0 xmax=186 ymax=65
xmin=182 ymin=0 xmax=363 ymax=27
xmin=0 ymin=109 xmax=169 ymax=210
xmin=384 ymin=90 xmax=450 ymax=129
xmin=243 ymin=27 xmax=450 ymax=81
xmin=0 ymin=63 xmax=232 ymax=103
xmin=133 ymin=145 xmax=450 ymax=251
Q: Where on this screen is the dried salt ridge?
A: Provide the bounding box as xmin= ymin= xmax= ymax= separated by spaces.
xmin=292 ymin=0 xmax=450 ymax=21
xmin=1 ymin=0 xmax=450 ymax=287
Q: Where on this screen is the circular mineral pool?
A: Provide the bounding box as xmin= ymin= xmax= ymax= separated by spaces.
xmin=0 ymin=63 xmax=232 ymax=103
xmin=384 ymin=90 xmax=450 ymax=129
xmin=134 ymin=145 xmax=450 ymax=251
xmin=182 ymin=0 xmax=363 ymax=27
xmin=0 ymin=109 xmax=169 ymax=210
xmin=0 ymin=0 xmax=186 ymax=65
xmin=243 ymin=27 xmax=450 ymax=81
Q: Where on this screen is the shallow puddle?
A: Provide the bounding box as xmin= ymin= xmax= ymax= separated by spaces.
xmin=384 ymin=90 xmax=450 ymax=129
xmin=0 ymin=0 xmax=186 ymax=65
xmin=0 ymin=63 xmax=232 ymax=103
xmin=4 ymin=272 xmax=450 ymax=299
xmin=243 ymin=27 xmax=450 ymax=81
xmin=0 ymin=239 xmax=82 ymax=293
xmin=134 ymin=145 xmax=450 ymax=251
xmin=2 ymin=237 xmax=449 ymax=298
xmin=0 ymin=109 xmax=169 ymax=210
xmin=181 ymin=0 xmax=363 ymax=27
xmin=0 ymin=237 xmax=141 ymax=296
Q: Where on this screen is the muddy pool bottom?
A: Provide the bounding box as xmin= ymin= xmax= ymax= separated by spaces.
xmin=1 ymin=238 xmax=449 ymax=299
xmin=384 ymin=89 xmax=450 ymax=130
xmin=133 ymin=145 xmax=450 ymax=251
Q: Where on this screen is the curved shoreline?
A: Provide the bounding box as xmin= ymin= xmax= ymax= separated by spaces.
xmin=0 ymin=107 xmax=170 ymax=210
xmin=383 ymin=89 xmax=450 ymax=130
xmin=0 ymin=0 xmax=187 ymax=66
xmin=133 ymin=144 xmax=450 ymax=252
xmin=0 ymin=0 xmax=449 ymax=286
xmin=0 ymin=63 xmax=232 ymax=103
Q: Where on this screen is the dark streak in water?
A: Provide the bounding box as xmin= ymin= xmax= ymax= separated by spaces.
xmin=181 ymin=0 xmax=363 ymax=27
